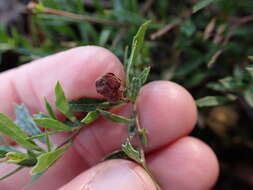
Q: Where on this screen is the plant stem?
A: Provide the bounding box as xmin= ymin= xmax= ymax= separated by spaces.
xmin=56 ymin=129 xmax=81 ymax=149
xmin=0 ymin=166 xmax=24 ymax=180
xmin=27 ymin=2 xmax=128 ymax=28
xmin=132 ymin=103 xmax=162 ymax=190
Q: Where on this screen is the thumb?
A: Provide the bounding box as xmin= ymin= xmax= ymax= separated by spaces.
xmin=59 ymin=159 xmax=156 ymax=190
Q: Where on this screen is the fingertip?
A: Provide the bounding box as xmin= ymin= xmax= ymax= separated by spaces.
xmin=148 ymin=137 xmax=219 ymax=190
xmin=137 ymin=81 xmax=197 ymax=150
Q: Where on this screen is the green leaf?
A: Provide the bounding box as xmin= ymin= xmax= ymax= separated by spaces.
xmin=31 ymin=146 xmax=69 ymax=175
xmin=69 ymin=98 xmax=122 ymax=112
xmin=0 ymin=113 xmax=41 ymax=151
xmin=34 ymin=118 xmax=73 ymax=132
xmin=15 ymin=105 xmax=44 ymax=142
xmin=249 ymin=56 xmax=253 ymax=62
xmin=44 ymin=98 xmax=57 ymax=119
xmin=129 ymin=77 xmax=142 ymax=101
xmin=124 ymin=46 xmax=129 ymax=70
xmin=139 ymin=66 xmax=151 ymax=85
xmin=0 ymin=113 xmax=28 ymax=139
xmin=22 ymin=172 xmax=46 ymax=190
xmin=245 ymin=65 xmax=253 ymax=78
xmin=193 ymin=0 xmax=215 ymax=13
xmin=126 ymin=20 xmax=151 ymax=86
xmin=243 ymin=90 xmax=253 ymax=108
xmin=97 ymin=109 xmax=133 ymax=123
xmin=33 ymin=112 xmax=49 ymax=119
xmin=122 ymin=139 xmax=142 ymax=164
xmin=139 ymin=128 xmax=148 ymax=146
xmin=0 ymin=146 xmax=21 ymax=158
xmin=180 ymin=19 xmax=196 ymax=37
xmin=5 ymin=152 xmax=28 ymax=164
xmin=196 ymin=96 xmax=236 ymax=108
xmin=81 ymin=111 xmax=100 ymax=124
xmin=219 ymin=77 xmax=244 ymax=90
xmin=55 ymin=81 xmax=77 ymax=122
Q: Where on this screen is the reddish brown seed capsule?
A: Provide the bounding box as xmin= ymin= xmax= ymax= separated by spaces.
xmin=95 ymin=73 xmax=123 ymax=102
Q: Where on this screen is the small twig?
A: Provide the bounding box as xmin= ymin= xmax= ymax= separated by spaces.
xmin=27 ymin=2 xmax=128 ymax=27
xmin=208 ymin=14 xmax=253 ymax=67
xmin=208 ymin=25 xmax=237 ymax=68
xmin=150 ymin=19 xmax=182 ymax=40
xmin=25 ymin=131 xmax=59 ymax=140
xmin=56 ymin=129 xmax=82 ymax=149
xmin=230 ymin=15 xmax=253 ymax=25
xmin=0 ymin=166 xmax=24 ymax=180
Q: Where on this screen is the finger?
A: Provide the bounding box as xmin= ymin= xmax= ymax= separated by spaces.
xmin=147 ymin=137 xmax=219 ymax=190
xmin=0 ymin=46 xmax=124 ymax=118
xmin=59 ymin=159 xmax=156 ymax=190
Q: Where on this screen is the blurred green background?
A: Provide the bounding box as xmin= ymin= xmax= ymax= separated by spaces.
xmin=0 ymin=0 xmax=253 ymax=189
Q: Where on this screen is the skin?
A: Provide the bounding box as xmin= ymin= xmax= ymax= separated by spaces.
xmin=0 ymin=46 xmax=219 ymax=190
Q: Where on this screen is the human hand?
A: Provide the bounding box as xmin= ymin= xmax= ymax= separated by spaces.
xmin=0 ymin=46 xmax=219 ymax=190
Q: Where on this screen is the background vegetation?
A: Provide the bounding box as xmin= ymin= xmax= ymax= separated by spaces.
xmin=0 ymin=0 xmax=253 ymax=189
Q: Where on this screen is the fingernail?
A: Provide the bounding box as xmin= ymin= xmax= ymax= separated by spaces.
xmin=59 ymin=160 xmax=156 ymax=190
xmin=82 ymin=160 xmax=153 ymax=190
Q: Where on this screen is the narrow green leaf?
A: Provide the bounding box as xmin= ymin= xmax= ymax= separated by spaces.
xmin=196 ymin=96 xmax=236 ymax=108
xmin=45 ymin=132 xmax=52 ymax=152
xmin=0 ymin=146 xmax=21 ymax=158
xmin=15 ymin=105 xmax=43 ymax=142
xmin=193 ymin=0 xmax=215 ymax=13
xmin=33 ymin=112 xmax=49 ymax=119
xmin=129 ymin=77 xmax=142 ymax=101
xmin=0 ymin=113 xmax=28 ymax=139
xmin=126 ymin=20 xmax=151 ymax=86
xmin=207 ymin=82 xmax=227 ymax=92
xmin=218 ymin=77 xmax=244 ymax=90
xmin=123 ymin=46 xmax=129 ymax=70
xmin=31 ymin=146 xmax=69 ymax=175
xmin=26 ymin=131 xmax=58 ymax=140
xmin=139 ymin=128 xmax=148 ymax=146
xmin=81 ymin=111 xmax=100 ymax=124
xmin=245 ymin=65 xmax=253 ymax=78
xmin=139 ymin=66 xmax=151 ymax=85
xmin=44 ymin=98 xmax=57 ymax=119
xmin=0 ymin=113 xmax=41 ymax=151
xmin=69 ymin=98 xmax=122 ymax=112
xmin=34 ymin=118 xmax=73 ymax=132
xmin=249 ymin=56 xmax=253 ymax=62
xmin=97 ymin=109 xmax=133 ymax=123
xmin=122 ymin=139 xmax=142 ymax=164
xmin=5 ymin=152 xmax=28 ymax=164
xmin=22 ymin=172 xmax=45 ymax=190
xmin=243 ymin=90 xmax=253 ymax=108
xmin=180 ymin=19 xmax=196 ymax=37
xmin=55 ymin=81 xmax=77 ymax=122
